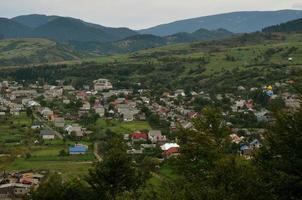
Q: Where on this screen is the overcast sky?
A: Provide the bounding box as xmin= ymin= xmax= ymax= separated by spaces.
xmin=1 ymin=0 xmax=302 ymax=29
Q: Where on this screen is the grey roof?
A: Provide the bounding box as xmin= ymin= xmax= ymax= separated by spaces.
xmin=148 ymin=130 xmax=162 ymax=136
xmin=40 ymin=129 xmax=55 ymax=136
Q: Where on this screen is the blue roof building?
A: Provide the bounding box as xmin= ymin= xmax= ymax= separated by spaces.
xmin=69 ymin=145 xmax=88 ymax=155
xmin=240 ymin=145 xmax=250 ymax=151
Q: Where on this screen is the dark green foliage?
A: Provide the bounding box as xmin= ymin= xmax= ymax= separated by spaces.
xmin=28 ymin=174 xmax=93 ymax=200
xmin=86 ymin=138 xmax=149 ymax=200
xmin=29 ymin=17 xmax=137 ymax=43
xmin=1 ymin=15 xmax=137 ymax=42
xmin=147 ymin=107 xmax=273 ymax=200
xmin=263 ymin=18 xmax=302 ymax=33
xmin=0 ymin=18 xmax=30 ymax=38
xmin=256 ymin=106 xmax=302 ymax=200
xmin=166 ymin=28 xmax=234 ymax=43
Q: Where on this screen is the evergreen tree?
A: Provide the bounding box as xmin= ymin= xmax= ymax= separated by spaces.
xmin=86 ymin=138 xmax=148 ymax=200
xmin=256 ymin=105 xmax=302 ymax=200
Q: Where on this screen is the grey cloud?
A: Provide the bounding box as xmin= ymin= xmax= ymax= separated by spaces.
xmin=292 ymin=2 xmax=302 ymax=9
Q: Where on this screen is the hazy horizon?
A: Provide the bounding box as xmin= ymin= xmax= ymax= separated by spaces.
xmin=1 ymin=0 xmax=302 ymax=29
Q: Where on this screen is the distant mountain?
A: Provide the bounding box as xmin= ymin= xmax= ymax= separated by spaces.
xmin=70 ymin=28 xmax=234 ymax=55
xmin=0 ymin=18 xmax=30 ymax=38
xmin=28 ymin=17 xmax=137 ymax=42
xmin=0 ymin=38 xmax=81 ymax=66
xmin=0 ymin=15 xmax=137 ymax=42
xmin=263 ymin=18 xmax=302 ymax=32
xmin=139 ymin=10 xmax=302 ymax=36
xmin=12 ymin=14 xmax=59 ymax=28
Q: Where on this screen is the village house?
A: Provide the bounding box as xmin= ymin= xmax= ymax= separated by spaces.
xmin=63 ymin=85 xmax=75 ymax=91
xmin=76 ymin=91 xmax=87 ymax=101
xmin=254 ymin=109 xmax=271 ymax=123
xmin=81 ymin=101 xmax=91 ymax=111
xmin=127 ymin=149 xmax=143 ymax=155
xmin=130 ymin=132 xmax=148 ymax=142
xmin=174 ymin=89 xmax=185 ymax=97
xmin=54 ymin=117 xmax=65 ymax=128
xmin=93 ymin=100 xmax=105 ymax=117
xmin=230 ymin=134 xmax=244 ymax=144
xmin=94 ymin=79 xmax=113 ymax=91
xmin=160 ymin=143 xmax=180 ymax=157
xmin=9 ymin=103 xmax=23 ymax=115
xmin=232 ymin=100 xmax=246 ymax=112
xmin=282 ymin=93 xmax=301 ymax=111
xmin=44 ymin=86 xmax=63 ymax=99
xmin=11 ymin=90 xmax=38 ymax=98
xmin=240 ymin=145 xmax=252 ymax=157
xmin=148 ymin=130 xmax=167 ymax=143
xmin=123 ymin=112 xmax=134 ymax=122
xmin=95 ymin=106 xmax=105 ymax=117
xmin=240 ymin=139 xmax=262 ymax=157
xmin=40 ymin=129 xmax=55 ymax=140
xmin=0 ymin=183 xmax=31 ymax=199
xmin=40 ymin=107 xmax=53 ymax=119
xmin=27 ymin=100 xmax=41 ymax=108
xmin=65 ymin=124 xmax=84 ymax=137
xmin=31 ymin=122 xmax=43 ymax=129
xmin=62 ymin=97 xmax=71 ymax=104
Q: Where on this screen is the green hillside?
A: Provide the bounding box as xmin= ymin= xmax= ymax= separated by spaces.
xmin=29 ymin=17 xmax=137 ymax=42
xmin=0 ymin=38 xmax=81 ymax=67
xmin=165 ymin=28 xmax=234 ymax=43
xmin=2 ymin=32 xmax=302 ymax=92
xmin=69 ymin=29 xmax=234 ymax=55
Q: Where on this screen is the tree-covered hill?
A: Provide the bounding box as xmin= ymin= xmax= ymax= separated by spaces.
xmin=12 ymin=14 xmax=59 ymax=28
xmin=0 ymin=38 xmax=82 ymax=66
xmin=69 ymin=28 xmax=234 ymax=55
xmin=263 ymin=18 xmax=302 ymax=32
xmin=0 ymin=18 xmax=31 ymax=38
xmin=0 ymin=15 xmax=137 ymax=42
xmin=28 ymin=17 xmax=137 ymax=43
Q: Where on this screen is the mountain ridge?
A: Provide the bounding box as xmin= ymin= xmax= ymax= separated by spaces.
xmin=0 ymin=15 xmax=137 ymax=42
xmin=139 ymin=9 xmax=302 ymax=36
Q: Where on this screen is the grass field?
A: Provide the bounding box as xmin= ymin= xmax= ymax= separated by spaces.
xmin=0 ymin=113 xmax=95 ymax=178
xmin=2 ymin=143 xmax=95 ymax=178
xmin=148 ymin=163 xmax=180 ymax=187
xmin=0 ymin=112 xmax=32 ymax=144
xmin=7 ymin=159 xmax=92 ymax=178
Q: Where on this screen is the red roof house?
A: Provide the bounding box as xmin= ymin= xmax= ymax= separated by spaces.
xmin=130 ymin=132 xmax=148 ymax=141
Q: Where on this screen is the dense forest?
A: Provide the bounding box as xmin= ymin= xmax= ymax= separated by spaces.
xmin=263 ymin=18 xmax=302 ymax=33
